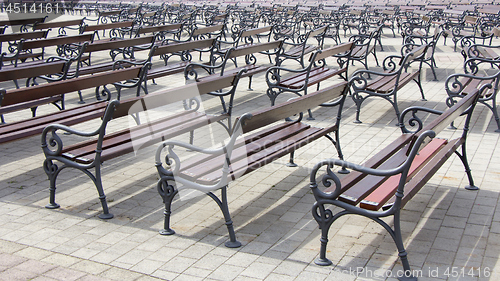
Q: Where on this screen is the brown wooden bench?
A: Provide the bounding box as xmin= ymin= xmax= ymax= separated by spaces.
xmin=81 ymin=20 xmax=134 ymax=40
xmin=0 ymin=33 xmax=94 ymax=69
xmin=185 ymin=40 xmax=284 ymax=112
xmin=33 ymin=18 xmax=86 ymax=35
xmin=277 ymin=25 xmax=327 ymax=68
xmin=309 ymin=72 xmax=488 ymax=279
xmin=350 ymin=44 xmax=428 ymax=125
xmin=0 ymin=16 xmax=47 ymax=32
xmin=154 ymin=78 xmax=349 ymax=247
xmin=41 ymin=70 xmax=246 ymax=220
xmin=265 ymin=42 xmax=353 ymax=118
xmin=461 ymin=27 xmax=500 ymax=62
xmin=0 ymin=30 xmax=50 ymax=63
xmin=0 ymin=65 xmax=146 ymax=127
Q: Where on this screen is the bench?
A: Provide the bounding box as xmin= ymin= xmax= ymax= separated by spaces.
xmin=1 ymin=33 xmax=94 ymax=69
xmin=0 ymin=30 xmax=50 ymax=64
xmin=277 ymin=25 xmax=327 ymax=68
xmin=184 ymin=40 xmax=284 ymax=112
xmin=265 ymin=42 xmax=353 ymax=119
xmin=32 ymin=18 xmax=86 ymax=35
xmin=154 ymin=79 xmax=349 ymax=247
xmin=456 ymin=57 xmax=500 ymax=132
xmin=0 ymin=65 xmax=147 ymax=126
xmin=0 ymin=16 xmax=47 ymax=32
xmin=349 ymin=44 xmax=428 ymax=125
xmin=309 ymin=72 xmax=488 ymax=279
xmin=461 ymin=27 xmax=500 ymax=62
xmin=41 ymin=71 xmax=246 ymax=220
xmin=81 ymin=20 xmax=134 ymax=40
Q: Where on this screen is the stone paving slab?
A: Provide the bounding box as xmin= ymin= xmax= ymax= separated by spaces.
xmin=1 ymin=12 xmax=500 ymax=281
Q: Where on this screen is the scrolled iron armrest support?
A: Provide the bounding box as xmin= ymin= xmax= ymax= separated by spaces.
xmin=464 ymin=57 xmax=500 ymax=74
xmin=265 ymin=65 xmax=308 ymax=87
xmin=155 ymin=113 xmax=249 ymax=193
xmin=41 ymin=100 xmax=120 ymax=158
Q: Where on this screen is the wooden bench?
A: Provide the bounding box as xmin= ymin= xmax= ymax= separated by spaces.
xmin=309 ymin=72 xmax=488 ymax=279
xmin=265 ymin=42 xmax=353 ymax=119
xmin=154 ymin=79 xmax=349 ymax=247
xmin=81 ymin=20 xmax=134 ymax=40
xmin=41 ymin=71 xmax=246 ymax=220
xmin=455 ymin=57 xmax=500 ymax=132
xmin=33 ymin=18 xmax=86 ymax=35
xmin=0 ymin=16 xmax=47 ymax=32
xmin=349 ymin=44 xmax=428 ymax=125
xmin=461 ymin=27 xmax=500 ymax=62
xmin=0 ymin=65 xmax=147 ymax=126
xmin=1 ymin=33 xmax=94 ymax=69
xmin=277 ymin=25 xmax=327 ymax=68
xmin=0 ymin=30 xmax=50 ymax=63
xmin=185 ymin=40 xmax=284 ymax=112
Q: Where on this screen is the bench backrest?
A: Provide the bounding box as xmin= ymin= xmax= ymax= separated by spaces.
xmin=239 ymin=81 xmax=348 ymax=134
xmin=0 ymin=17 xmax=46 ymax=26
xmin=33 ymin=19 xmax=84 ymax=30
xmin=112 ymin=72 xmax=242 ymax=118
xmin=0 ymin=66 xmax=143 ymax=106
xmin=311 ymin=42 xmax=354 ymax=62
xmin=0 ymin=60 xmax=68 ymax=82
xmin=0 ymin=30 xmax=49 ymax=43
xmin=240 ymin=26 xmax=273 ymax=38
xmin=191 ymin=24 xmax=224 ymax=37
xmin=83 ymin=21 xmax=134 ymax=32
xmin=226 ymin=40 xmax=283 ymax=59
xmin=151 ymin=38 xmax=216 ymax=57
xmin=84 ymin=35 xmax=154 ymax=53
xmin=21 ymin=33 xmax=94 ymax=50
xmin=136 ymin=23 xmax=182 ymax=35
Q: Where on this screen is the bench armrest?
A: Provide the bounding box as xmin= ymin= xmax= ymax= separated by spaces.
xmin=155 ymin=114 xmax=248 ymax=192
xmin=41 ymin=100 xmax=119 ymax=162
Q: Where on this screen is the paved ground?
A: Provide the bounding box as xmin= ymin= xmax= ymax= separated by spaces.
xmin=1 ymin=12 xmax=500 ymax=281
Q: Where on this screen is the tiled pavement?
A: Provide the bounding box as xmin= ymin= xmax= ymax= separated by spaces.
xmin=1 ymin=13 xmax=500 ymax=281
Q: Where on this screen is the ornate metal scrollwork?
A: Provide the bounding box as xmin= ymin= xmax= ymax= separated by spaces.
xmin=42 ymin=129 xmax=63 ymax=156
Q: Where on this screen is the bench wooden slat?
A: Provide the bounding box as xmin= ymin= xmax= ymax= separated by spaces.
xmin=137 ymin=23 xmax=182 ymax=34
xmin=177 ymin=121 xmax=299 ymax=173
xmin=359 ymin=138 xmax=448 ymax=210
xmin=181 ymin=122 xmax=312 ymax=180
xmin=383 ymin=137 xmax=464 ymax=209
xmin=197 ymin=126 xmax=325 ymax=184
xmin=84 ymin=36 xmax=154 ymax=53
xmin=21 ymin=33 xmax=93 ymax=50
xmin=338 ymin=147 xmax=409 ymax=205
xmin=323 ymin=134 xmax=414 ymax=194
xmin=33 ymin=19 xmax=84 ymax=30
xmin=0 ymin=30 xmax=48 ymax=42
xmin=1 ymin=66 xmax=142 ymax=106
xmin=83 ymin=21 xmax=134 ymax=32
xmin=227 ymin=40 xmax=282 ymax=59
xmin=192 ymin=24 xmax=224 ymax=36
xmin=153 ymin=38 xmax=215 ymax=56
xmin=240 ymin=26 xmax=273 ymax=38
xmin=0 ymin=105 xmax=107 ymax=143
xmin=241 ymin=81 xmax=348 ymax=134
xmin=0 ymin=60 xmax=66 ymax=82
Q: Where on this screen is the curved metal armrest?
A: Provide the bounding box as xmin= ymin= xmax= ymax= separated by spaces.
xmin=41 ymin=100 xmax=119 ymax=158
